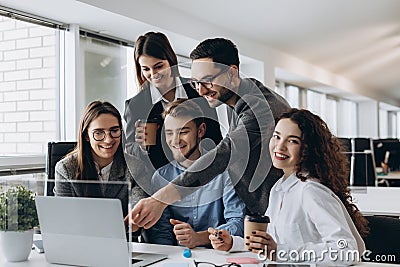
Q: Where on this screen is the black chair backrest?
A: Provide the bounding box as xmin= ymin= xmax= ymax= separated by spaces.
xmin=363 ymin=215 xmax=400 ymax=263
xmin=45 ymin=141 xmax=77 ymax=196
xmin=353 ymin=138 xmax=376 ymax=186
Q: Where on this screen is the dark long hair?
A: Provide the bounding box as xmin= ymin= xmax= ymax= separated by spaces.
xmin=278 ymin=108 xmax=369 ymax=237
xmin=134 ymin=32 xmax=179 ymax=89
xmin=68 ymin=101 xmax=123 ymax=180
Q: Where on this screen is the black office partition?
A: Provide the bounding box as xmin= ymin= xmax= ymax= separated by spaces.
xmin=339 ymin=137 xmax=377 ymax=186
xmin=352 ymin=138 xmax=376 ymax=186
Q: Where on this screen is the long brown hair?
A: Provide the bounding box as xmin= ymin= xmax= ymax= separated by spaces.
xmin=134 ymin=32 xmax=180 ymax=89
xmin=278 ymin=108 xmax=369 ymax=237
xmin=68 ymin=101 xmax=123 ymax=180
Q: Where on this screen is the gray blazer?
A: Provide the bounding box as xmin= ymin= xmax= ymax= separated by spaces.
xmin=55 ymin=151 xmax=148 ymax=217
xmin=171 ymin=78 xmax=291 ymax=215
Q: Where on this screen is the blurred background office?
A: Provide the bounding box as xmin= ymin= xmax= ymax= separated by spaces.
xmin=1 ymin=1 xmax=400 ymax=264
xmin=1 ymin=0 xmax=400 ymax=187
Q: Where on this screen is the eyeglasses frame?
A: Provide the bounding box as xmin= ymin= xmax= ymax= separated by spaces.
xmin=193 ymin=260 xmax=241 ymax=267
xmin=189 ymin=66 xmax=230 ymax=91
xmin=90 ymin=127 xmax=122 ymax=141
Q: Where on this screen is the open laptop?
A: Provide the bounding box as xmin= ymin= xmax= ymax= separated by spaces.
xmin=36 ymin=196 xmax=167 ymax=267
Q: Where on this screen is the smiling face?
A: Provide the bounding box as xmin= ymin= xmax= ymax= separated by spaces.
xmin=191 ymin=58 xmax=236 ymax=108
xmin=86 ymin=113 xmax=121 ymax=168
xmin=164 ymin=114 xmax=205 ymax=168
xmin=269 ymin=118 xmax=303 ymax=179
xmin=138 ymin=55 xmax=174 ymax=92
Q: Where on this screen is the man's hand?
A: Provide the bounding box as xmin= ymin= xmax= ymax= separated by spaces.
xmin=170 ymin=219 xmax=209 ymax=248
xmin=125 ymin=197 xmax=168 ymax=229
xmin=123 ymin=215 xmax=140 ymax=232
xmin=126 ymin=184 xmax=181 ymax=229
xmin=208 ymin=227 xmax=233 ymax=252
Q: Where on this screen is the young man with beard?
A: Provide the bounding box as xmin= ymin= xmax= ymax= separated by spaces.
xmin=145 ymin=99 xmax=245 ymax=248
xmin=129 ymin=38 xmax=290 ymax=229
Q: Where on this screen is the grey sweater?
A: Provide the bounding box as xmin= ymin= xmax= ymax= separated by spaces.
xmin=172 ymin=78 xmax=291 ymax=215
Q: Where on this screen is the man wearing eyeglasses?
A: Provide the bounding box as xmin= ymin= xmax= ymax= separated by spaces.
xmin=130 ymin=38 xmax=290 ymax=229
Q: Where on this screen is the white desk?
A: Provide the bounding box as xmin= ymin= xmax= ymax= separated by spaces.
xmin=350 ymin=187 xmax=400 ymax=217
xmin=377 ymin=171 xmax=400 ymax=180
xmin=0 ymin=242 xmax=395 ymax=267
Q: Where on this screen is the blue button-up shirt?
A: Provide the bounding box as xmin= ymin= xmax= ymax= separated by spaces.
xmin=147 ymin=160 xmax=245 ymax=246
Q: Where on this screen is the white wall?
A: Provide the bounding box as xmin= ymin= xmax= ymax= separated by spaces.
xmin=0 ymin=16 xmax=57 ymax=154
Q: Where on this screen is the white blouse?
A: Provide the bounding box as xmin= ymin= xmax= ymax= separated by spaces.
xmin=231 ymin=173 xmax=365 ymax=266
xmin=149 ymin=77 xmax=188 ymax=107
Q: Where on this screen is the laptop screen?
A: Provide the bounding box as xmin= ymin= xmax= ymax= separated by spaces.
xmin=36 ymin=195 xmax=132 ymax=267
xmin=36 ymin=194 xmax=167 ymax=267
xmin=52 ymin=179 xmax=132 ymax=218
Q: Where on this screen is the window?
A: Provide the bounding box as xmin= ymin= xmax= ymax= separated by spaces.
xmin=306 ymin=90 xmax=326 ymax=118
xmin=78 ymin=34 xmax=134 ymax=114
xmin=286 ymin=85 xmax=300 ymax=108
xmin=325 ymin=97 xmax=338 ymax=135
xmin=387 ymin=111 xmax=397 ymax=138
xmin=397 ymin=111 xmax=400 ymax=138
xmin=379 ymin=109 xmax=388 ymax=138
xmin=177 ymin=55 xmax=191 ymax=78
xmin=0 ymin=14 xmax=61 ymax=155
xmin=276 ymin=80 xmax=358 ymax=137
xmin=337 ymin=99 xmax=357 ymax=137
xmin=274 ymin=80 xmax=285 ymax=98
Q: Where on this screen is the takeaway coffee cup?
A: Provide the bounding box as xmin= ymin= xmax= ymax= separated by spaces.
xmin=244 ymin=215 xmax=270 ymax=250
xmin=138 ymin=119 xmax=158 ymax=146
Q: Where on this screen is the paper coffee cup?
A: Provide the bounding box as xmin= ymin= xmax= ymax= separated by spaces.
xmin=244 ymin=215 xmax=270 ymax=250
xmin=139 ymin=119 xmax=158 ymax=146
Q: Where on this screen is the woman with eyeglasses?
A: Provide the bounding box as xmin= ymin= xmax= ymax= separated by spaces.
xmin=55 ymin=101 xmax=148 ymax=221
xmin=209 ymin=109 xmax=368 ymax=266
xmin=124 ymin=32 xmax=222 ymax=172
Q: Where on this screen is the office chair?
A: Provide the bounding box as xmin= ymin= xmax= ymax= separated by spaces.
xmin=45 ymin=141 xmax=77 ymax=196
xmin=352 ymin=138 xmax=377 ymax=186
xmin=363 ymin=215 xmax=400 ymax=264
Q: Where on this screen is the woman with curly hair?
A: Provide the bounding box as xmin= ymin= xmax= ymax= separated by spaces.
xmin=209 ymin=108 xmax=368 ymax=266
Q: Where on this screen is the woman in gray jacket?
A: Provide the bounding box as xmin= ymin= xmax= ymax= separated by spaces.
xmin=54 ymin=101 xmax=147 ymax=220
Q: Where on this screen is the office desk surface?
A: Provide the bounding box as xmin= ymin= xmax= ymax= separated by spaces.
xmin=377 ymin=171 xmax=400 ymax=180
xmin=350 ymin=186 xmax=400 ymax=216
xmin=0 ymin=241 xmax=396 ymax=267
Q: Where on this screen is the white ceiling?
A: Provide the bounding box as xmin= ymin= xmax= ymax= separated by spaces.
xmin=153 ymin=0 xmax=400 ymax=107
xmin=1 ymin=0 xmax=399 ymax=109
